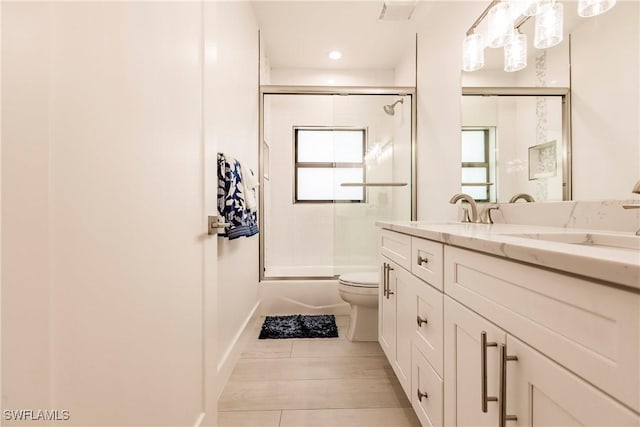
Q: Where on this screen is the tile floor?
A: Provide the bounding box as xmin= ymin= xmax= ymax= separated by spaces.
xmin=217 ymin=315 xmax=420 ymax=427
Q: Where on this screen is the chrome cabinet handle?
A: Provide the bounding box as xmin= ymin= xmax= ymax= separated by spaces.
xmin=499 ymin=344 xmax=518 ymax=427
xmin=481 ymin=331 xmax=498 ymax=413
xmin=417 ymin=389 xmax=428 ymax=401
xmin=417 ymin=315 xmax=428 ymax=327
xmin=417 ymin=255 xmax=429 ymax=266
xmin=386 ymin=264 xmax=394 ymax=299
xmin=382 ymin=263 xmax=388 ymax=297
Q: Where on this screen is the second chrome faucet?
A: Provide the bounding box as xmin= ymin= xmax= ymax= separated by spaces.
xmin=449 ymin=193 xmax=479 ymax=223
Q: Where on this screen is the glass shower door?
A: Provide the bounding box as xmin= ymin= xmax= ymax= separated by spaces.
xmin=261 ymin=91 xmax=413 ymax=280
xmin=332 ymin=94 xmax=413 ymax=276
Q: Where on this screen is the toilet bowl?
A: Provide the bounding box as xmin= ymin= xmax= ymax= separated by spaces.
xmin=338 ymin=271 xmax=379 ymax=342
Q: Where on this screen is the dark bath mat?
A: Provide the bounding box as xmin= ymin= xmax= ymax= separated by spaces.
xmin=258 ymin=314 xmax=339 ymax=339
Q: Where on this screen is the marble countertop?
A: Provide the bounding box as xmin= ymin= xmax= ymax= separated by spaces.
xmin=376 ymin=221 xmax=640 ymax=290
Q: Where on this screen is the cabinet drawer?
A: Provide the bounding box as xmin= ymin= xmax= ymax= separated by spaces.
xmin=412 ymin=345 xmax=443 ymax=427
xmin=411 ymin=237 xmax=444 ymax=290
xmin=445 ymin=245 xmax=640 ymax=412
xmin=380 ymin=229 xmax=411 ymax=270
xmin=413 ymin=277 xmax=444 ymax=377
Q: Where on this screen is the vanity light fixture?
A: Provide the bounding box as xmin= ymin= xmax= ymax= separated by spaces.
xmin=504 ymin=31 xmax=528 ymax=72
xmin=328 ymin=50 xmax=342 ymax=60
xmin=534 ymin=1 xmax=563 ymax=49
xmin=462 ymin=33 xmax=486 ymax=72
xmin=463 ymin=0 xmax=615 ymax=73
xmin=578 ymin=0 xmax=616 ymax=17
xmin=506 ymin=0 xmax=536 ymax=18
xmin=486 ymin=1 xmax=514 ymax=48
xmin=523 ymin=0 xmax=555 ymax=17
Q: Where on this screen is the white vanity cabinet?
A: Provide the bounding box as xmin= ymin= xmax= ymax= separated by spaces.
xmin=445 ymin=246 xmax=640 ymax=414
xmin=444 ymin=297 xmax=639 ymax=427
xmin=378 ymin=227 xmax=640 ymax=427
xmin=379 ymin=229 xmax=446 ymax=426
xmin=379 ymin=256 xmax=413 ymax=398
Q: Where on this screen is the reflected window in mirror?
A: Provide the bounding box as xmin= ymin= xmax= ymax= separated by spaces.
xmin=461 ymin=128 xmax=496 ymax=203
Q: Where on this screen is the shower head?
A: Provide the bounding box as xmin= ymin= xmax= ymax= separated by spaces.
xmin=383 ymin=99 xmax=404 ymax=116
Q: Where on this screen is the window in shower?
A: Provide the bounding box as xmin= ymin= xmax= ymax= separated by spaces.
xmin=294 ymin=127 xmax=366 ymax=203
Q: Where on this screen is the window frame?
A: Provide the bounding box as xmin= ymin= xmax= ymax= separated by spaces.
xmin=293 ymin=126 xmax=367 ymax=204
xmin=461 ymin=127 xmax=492 ymax=203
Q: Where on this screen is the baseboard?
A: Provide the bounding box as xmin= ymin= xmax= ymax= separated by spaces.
xmin=215 ymin=300 xmax=261 ymax=399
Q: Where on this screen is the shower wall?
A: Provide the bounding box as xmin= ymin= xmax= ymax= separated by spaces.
xmin=263 ymin=93 xmax=411 ymax=278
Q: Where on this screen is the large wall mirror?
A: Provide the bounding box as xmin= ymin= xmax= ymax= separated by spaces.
xmin=461 ymin=87 xmax=570 ymax=203
xmin=460 ymin=1 xmax=639 ymax=202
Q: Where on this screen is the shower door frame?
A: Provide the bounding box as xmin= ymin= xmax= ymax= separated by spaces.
xmin=258 ymin=85 xmax=417 ymax=282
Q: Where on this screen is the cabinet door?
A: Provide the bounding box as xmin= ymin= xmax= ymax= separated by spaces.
xmin=379 ymin=258 xmax=396 ymax=364
xmin=507 ymin=335 xmax=639 ymax=427
xmin=378 ymin=257 xmax=412 ymax=398
xmin=394 ymin=264 xmax=414 ymax=398
xmin=444 ymin=296 xmax=506 ymax=427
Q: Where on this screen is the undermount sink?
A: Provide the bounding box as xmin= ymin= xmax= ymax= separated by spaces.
xmin=505 ymin=232 xmax=640 ymax=252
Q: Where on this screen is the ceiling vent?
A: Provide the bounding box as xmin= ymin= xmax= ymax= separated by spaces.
xmin=378 ymin=1 xmax=417 ymax=21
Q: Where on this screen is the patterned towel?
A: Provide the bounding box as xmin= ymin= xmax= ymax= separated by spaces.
xmin=217 ymin=153 xmax=259 ymax=239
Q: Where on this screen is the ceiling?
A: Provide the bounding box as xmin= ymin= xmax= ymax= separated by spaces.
xmin=251 ymin=1 xmax=431 ymax=70
xmin=251 ymin=1 xmax=585 ymax=72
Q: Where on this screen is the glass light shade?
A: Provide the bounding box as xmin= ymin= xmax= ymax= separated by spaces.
xmin=506 ymin=0 xmax=534 ymax=17
xmin=522 ymin=0 xmax=554 ymax=17
xmin=486 ymin=2 xmax=513 ymax=48
xmin=462 ymin=34 xmax=485 ymax=72
xmin=578 ymin=0 xmax=616 ymax=17
xmin=504 ymin=33 xmax=527 ymax=72
xmin=534 ymin=2 xmax=563 ymax=49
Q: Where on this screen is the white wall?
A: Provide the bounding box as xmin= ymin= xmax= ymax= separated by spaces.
xmin=270 ymin=68 xmax=395 ymax=86
xmin=571 ymin=1 xmax=639 ymax=200
xmin=394 ymin=41 xmax=416 ymax=87
xmin=207 ymin=1 xmax=261 ymax=394
xmin=414 ymin=1 xmax=486 ymax=220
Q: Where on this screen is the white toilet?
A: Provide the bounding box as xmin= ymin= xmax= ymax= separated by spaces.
xmin=337 ymin=271 xmax=379 ymax=341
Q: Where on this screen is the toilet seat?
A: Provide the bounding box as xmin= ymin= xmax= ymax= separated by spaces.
xmin=338 ymin=271 xmax=379 ymax=288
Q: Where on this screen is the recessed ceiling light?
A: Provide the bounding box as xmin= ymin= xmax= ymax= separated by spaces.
xmin=329 ymin=50 xmax=342 ymax=60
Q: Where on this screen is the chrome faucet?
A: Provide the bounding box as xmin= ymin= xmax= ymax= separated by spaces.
xmin=481 ymin=206 xmax=500 ymax=224
xmin=449 ymin=193 xmax=479 ymax=223
xmin=508 ymin=193 xmax=535 ymax=203
xmin=622 ymin=180 xmax=640 ymax=235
